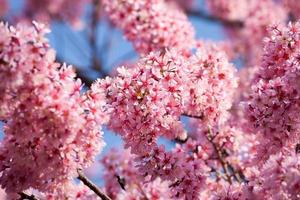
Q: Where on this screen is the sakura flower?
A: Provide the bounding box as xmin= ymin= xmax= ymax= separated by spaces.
xmin=244 ymin=21 xmax=300 ymax=163
xmin=102 ymin=0 xmax=195 ymax=55
xmin=0 ymin=22 xmax=105 ymax=196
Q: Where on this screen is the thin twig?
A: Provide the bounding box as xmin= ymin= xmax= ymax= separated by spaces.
xmin=182 ymin=113 xmax=203 ymax=120
xmin=90 ymin=0 xmax=103 ymax=73
xmin=77 ymin=169 xmax=112 ymax=200
xmin=18 ymin=192 xmax=39 ymax=200
xmin=206 ymin=127 xmax=232 ymax=184
xmin=186 ymin=9 xmax=244 ymax=28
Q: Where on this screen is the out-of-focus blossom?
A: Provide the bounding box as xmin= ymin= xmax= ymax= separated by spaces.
xmin=24 ymin=0 xmax=89 ymax=27
xmin=0 ymin=0 xmax=8 ymax=17
xmin=207 ymin=0 xmax=288 ymax=66
xmin=282 ymin=0 xmax=300 ymax=20
xmin=25 ymin=182 xmax=100 ymax=200
xmin=206 ymin=0 xmax=249 ymax=21
xmin=246 ymin=151 xmax=300 ymax=200
xmin=103 ymin=0 xmax=195 ymax=55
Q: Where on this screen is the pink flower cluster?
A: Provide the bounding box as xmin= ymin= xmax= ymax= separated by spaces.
xmin=26 ymin=182 xmax=100 ymax=200
xmin=102 ymin=0 xmax=196 ymax=55
xmin=94 ymin=44 xmax=237 ymax=198
xmin=99 ymin=50 xmax=188 ymax=155
xmin=244 ymin=21 xmax=300 ymax=163
xmin=24 ymin=0 xmax=89 ymax=27
xmin=101 ymin=148 xmax=172 ymax=200
xmin=0 ymin=22 xmax=105 ymax=197
xmin=207 ymin=0 xmax=288 ymax=66
xmin=185 ymin=41 xmax=238 ymax=125
xmin=206 ymin=0 xmax=249 ymax=21
xmin=98 ymin=44 xmax=237 ymax=154
xmin=246 ymin=151 xmax=300 ymax=199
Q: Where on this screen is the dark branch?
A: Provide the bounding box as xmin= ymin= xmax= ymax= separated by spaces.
xmin=18 ymin=192 xmax=39 ymax=200
xmin=182 ymin=113 xmax=203 ymax=120
xmin=206 ymin=127 xmax=245 ymax=183
xmin=115 ymin=174 xmax=126 ymax=190
xmin=90 ymin=0 xmax=104 ymax=73
xmin=75 ymin=68 xmax=95 ymax=87
xmin=296 ymin=143 xmax=300 ymax=154
xmin=206 ymin=127 xmax=233 ymax=184
xmin=186 ymin=9 xmax=244 ymax=28
xmin=77 ymin=169 xmax=112 ymax=200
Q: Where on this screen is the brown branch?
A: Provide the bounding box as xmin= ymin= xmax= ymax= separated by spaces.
xmin=206 ymin=127 xmax=244 ymax=183
xmin=90 ymin=0 xmax=105 ymax=74
xmin=186 ymin=9 xmax=244 ymax=28
xmin=18 ymin=192 xmax=39 ymax=200
xmin=296 ymin=143 xmax=300 ymax=154
xmin=206 ymin=127 xmax=233 ymax=184
xmin=77 ymin=169 xmax=112 ymax=200
xmin=182 ymin=113 xmax=203 ymax=120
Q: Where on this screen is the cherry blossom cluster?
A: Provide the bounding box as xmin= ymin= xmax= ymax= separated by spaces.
xmin=207 ymin=0 xmax=288 ymax=66
xmin=25 ymin=182 xmax=100 ymax=200
xmin=102 ymin=0 xmax=196 ymax=55
xmin=93 ymin=44 xmax=238 ymax=198
xmin=98 ymin=43 xmax=237 ymax=154
xmin=245 ymin=151 xmax=300 ymax=199
xmin=137 ymin=143 xmax=209 ymax=199
xmin=206 ymin=0 xmax=249 ymax=21
xmin=24 ymin=0 xmax=89 ymax=27
xmin=244 ymin=21 xmax=300 ymax=163
xmin=101 ymin=148 xmax=172 ymax=200
xmin=185 ymin=41 xmax=238 ymax=125
xmin=99 ymin=50 xmax=188 ymax=155
xmin=0 ymin=22 xmax=105 ymax=197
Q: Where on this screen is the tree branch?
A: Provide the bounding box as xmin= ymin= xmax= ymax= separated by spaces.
xmin=77 ymin=169 xmax=112 ymax=200
xmin=90 ymin=0 xmax=105 ymax=75
xmin=206 ymin=127 xmax=233 ymax=184
xmin=182 ymin=113 xmax=204 ymax=120
xmin=206 ymin=127 xmax=245 ymax=183
xmin=186 ymin=9 xmax=244 ymax=28
xmin=18 ymin=192 xmax=39 ymax=200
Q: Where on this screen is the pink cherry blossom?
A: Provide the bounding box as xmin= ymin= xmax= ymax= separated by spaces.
xmin=98 ymin=50 xmax=188 ymax=156
xmin=101 ymin=148 xmax=173 ymax=200
xmin=185 ymin=41 xmax=238 ymax=126
xmin=206 ymin=0 xmax=249 ymax=21
xmin=24 ymin=0 xmax=89 ymax=27
xmin=207 ymin=0 xmax=288 ymax=66
xmin=246 ymin=151 xmax=300 ymax=199
xmin=244 ymin=21 xmax=300 ymax=164
xmin=0 ymin=22 xmax=105 ymax=196
xmin=102 ymin=0 xmax=196 ymax=55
